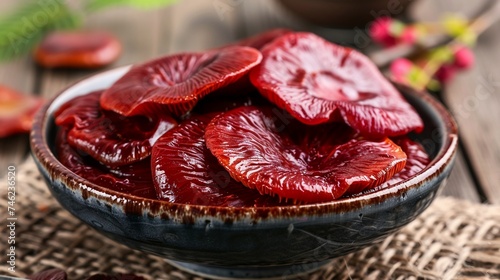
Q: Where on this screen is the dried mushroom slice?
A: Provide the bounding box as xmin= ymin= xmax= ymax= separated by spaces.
xmin=55 ymin=90 xmax=176 ymax=167
xmin=100 ymin=46 xmax=262 ymax=117
xmin=249 ymin=32 xmax=423 ymax=137
xmin=152 ymin=114 xmax=290 ymax=206
xmin=205 ymin=106 xmax=407 ymax=203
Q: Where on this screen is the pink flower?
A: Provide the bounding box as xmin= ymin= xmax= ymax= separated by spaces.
xmin=390 ymin=58 xmax=414 ymax=81
xmin=370 ymin=17 xmax=397 ymax=47
xmin=453 ymin=46 xmax=474 ymax=69
xmin=401 ymin=26 xmax=418 ymax=45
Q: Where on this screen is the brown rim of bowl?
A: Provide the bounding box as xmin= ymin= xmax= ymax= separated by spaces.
xmin=30 ymin=68 xmax=458 ymax=220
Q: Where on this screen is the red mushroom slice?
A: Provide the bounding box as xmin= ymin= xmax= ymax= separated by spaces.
xmin=55 ymin=90 xmax=176 ymax=167
xmin=348 ymin=137 xmax=430 ymax=197
xmin=213 ymin=29 xmax=293 ymax=97
xmin=56 ymin=127 xmax=157 ymax=199
xmin=0 ymin=85 xmax=44 ymax=138
xmin=100 ymin=46 xmax=262 ymax=117
xmin=34 ymin=31 xmax=121 ymax=69
xmin=152 ymin=114 xmax=290 ymax=207
xmin=382 ymin=137 xmax=430 ymax=187
xmin=192 ymin=89 xmax=271 ymax=116
xmin=249 ymin=32 xmax=423 ymax=137
xmin=205 ymin=106 xmax=407 ymax=203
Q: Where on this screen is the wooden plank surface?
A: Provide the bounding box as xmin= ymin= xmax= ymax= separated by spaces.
xmin=0 ymin=58 xmax=35 ymax=176
xmin=411 ymin=0 xmax=492 ymax=202
xmin=415 ymin=0 xmax=500 ymax=203
xmin=378 ymin=0 xmax=485 ymax=202
xmin=444 ymin=21 xmax=500 ymax=204
xmin=169 ymin=0 xmax=241 ymax=52
xmin=440 ymin=151 xmax=481 ymax=202
xmin=0 ymin=2 xmax=37 ymax=175
xmin=410 ymin=0 xmax=488 ymax=21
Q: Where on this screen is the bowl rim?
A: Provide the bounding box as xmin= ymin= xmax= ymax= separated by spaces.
xmin=30 ymin=65 xmax=459 ymax=219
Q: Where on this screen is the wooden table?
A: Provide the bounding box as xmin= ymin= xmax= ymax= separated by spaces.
xmin=0 ymin=0 xmax=498 ymax=204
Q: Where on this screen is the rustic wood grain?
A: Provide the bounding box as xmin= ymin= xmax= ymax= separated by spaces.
xmin=0 ymin=1 xmax=37 ymax=175
xmin=444 ymin=21 xmax=500 ymax=204
xmin=412 ymin=0 xmax=499 ymax=203
xmin=378 ymin=0 xmax=484 ymax=202
xmin=169 ymin=0 xmax=241 ymax=52
xmin=440 ymin=151 xmax=481 ymax=202
xmin=398 ymin=0 xmax=487 ymax=202
xmin=0 ymin=58 xmax=35 ymax=175
xmin=239 ymin=0 xmax=299 ymax=35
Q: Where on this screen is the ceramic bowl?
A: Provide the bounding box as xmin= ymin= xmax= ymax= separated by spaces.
xmin=277 ymin=0 xmax=416 ymax=28
xmin=31 ymin=66 xmax=458 ymax=279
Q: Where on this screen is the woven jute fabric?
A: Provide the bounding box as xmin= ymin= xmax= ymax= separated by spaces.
xmin=1 ymin=158 xmax=499 ymax=280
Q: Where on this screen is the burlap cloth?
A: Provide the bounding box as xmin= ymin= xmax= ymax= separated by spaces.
xmin=1 ymin=158 xmax=499 ymax=280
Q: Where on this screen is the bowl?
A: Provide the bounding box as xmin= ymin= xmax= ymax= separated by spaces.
xmin=31 ymin=66 xmax=458 ymax=279
xmin=277 ymin=0 xmax=416 ymax=28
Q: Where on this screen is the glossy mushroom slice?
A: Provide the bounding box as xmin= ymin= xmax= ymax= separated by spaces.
xmin=249 ymin=32 xmax=423 ymax=137
xmin=212 ymin=29 xmax=293 ymax=97
xmin=56 ymin=127 xmax=157 ymax=199
xmin=382 ymin=137 xmax=430 ymax=186
xmin=152 ymin=114 xmax=290 ymax=207
xmin=55 ymin=90 xmax=176 ymax=167
xmin=100 ymin=46 xmax=262 ymax=117
xmin=0 ymin=85 xmax=44 ymax=138
xmin=205 ymin=106 xmax=407 ymax=203
xmin=347 ymin=137 xmax=430 ymax=197
xmin=191 ymin=88 xmax=270 ymax=116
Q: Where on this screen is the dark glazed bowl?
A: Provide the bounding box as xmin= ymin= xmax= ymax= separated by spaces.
xmin=31 ymin=66 xmax=458 ymax=279
xmin=277 ymin=0 xmax=416 ymax=28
